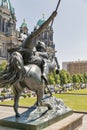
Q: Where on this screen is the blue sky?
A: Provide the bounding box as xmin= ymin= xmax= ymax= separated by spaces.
xmin=11 ymin=0 xmax=87 ymax=68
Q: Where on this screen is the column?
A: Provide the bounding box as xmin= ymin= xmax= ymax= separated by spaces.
xmin=0 ymin=17 xmax=3 ymax=32
xmin=4 ymin=19 xmax=7 ymax=33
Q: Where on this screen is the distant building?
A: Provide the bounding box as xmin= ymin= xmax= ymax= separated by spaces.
xmin=62 ymin=60 xmax=87 ymax=75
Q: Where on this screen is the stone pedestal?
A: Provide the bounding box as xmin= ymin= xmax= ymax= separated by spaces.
xmin=43 ymin=113 xmax=84 ymax=130
xmin=0 ymin=96 xmax=83 ymax=130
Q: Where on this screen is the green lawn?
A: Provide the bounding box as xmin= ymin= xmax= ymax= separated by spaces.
xmin=0 ymin=93 xmax=87 ymax=112
xmin=54 ymin=94 xmax=87 ymax=112
xmin=66 ymin=88 xmax=87 ymax=94
xmin=0 ymin=97 xmax=36 ymax=107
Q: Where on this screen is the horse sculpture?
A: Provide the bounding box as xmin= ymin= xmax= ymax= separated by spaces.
xmin=0 ymin=4 xmax=60 ymax=117
xmin=0 ymin=51 xmax=58 ymax=117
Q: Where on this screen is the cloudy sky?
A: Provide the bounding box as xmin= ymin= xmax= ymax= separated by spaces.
xmin=11 ymin=0 xmax=87 ymax=68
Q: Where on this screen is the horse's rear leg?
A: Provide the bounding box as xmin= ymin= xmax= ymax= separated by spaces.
xmin=13 ymin=93 xmax=20 ymax=118
xmin=13 ymin=83 xmax=23 ymax=118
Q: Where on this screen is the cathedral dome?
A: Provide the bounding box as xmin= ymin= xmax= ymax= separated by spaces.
xmin=20 ymin=19 xmax=28 ymax=34
xmin=35 ymin=14 xmax=45 ymax=29
xmin=20 ymin=19 xmax=28 ymax=28
xmin=37 ymin=18 xmax=45 ymax=26
xmin=0 ymin=0 xmax=15 ymax=19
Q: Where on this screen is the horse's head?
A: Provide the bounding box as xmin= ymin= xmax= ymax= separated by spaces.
xmin=46 ymin=56 xmax=60 ymax=74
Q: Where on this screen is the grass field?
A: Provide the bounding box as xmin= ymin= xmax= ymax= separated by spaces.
xmin=0 ymin=91 xmax=87 ymax=112
xmin=54 ymin=94 xmax=87 ymax=112
xmin=0 ymin=97 xmax=36 ymax=107
xmin=66 ymin=88 xmax=87 ymax=94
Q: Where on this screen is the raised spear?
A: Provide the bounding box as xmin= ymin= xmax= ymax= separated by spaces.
xmin=22 ymin=0 xmax=61 ymax=49
xmin=51 ymin=0 xmax=61 ymax=27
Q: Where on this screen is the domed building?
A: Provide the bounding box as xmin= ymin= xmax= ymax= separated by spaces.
xmin=0 ymin=1 xmax=55 ymax=59
xmin=0 ymin=0 xmax=19 ymax=58
xmin=20 ymin=19 xmax=28 ymax=35
xmin=18 ymin=19 xmax=28 ymax=42
xmin=34 ymin=14 xmax=55 ymax=50
xmin=35 ymin=14 xmax=45 ymax=29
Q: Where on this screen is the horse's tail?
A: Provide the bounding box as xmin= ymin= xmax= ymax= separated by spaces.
xmin=0 ymin=52 xmax=25 ymax=87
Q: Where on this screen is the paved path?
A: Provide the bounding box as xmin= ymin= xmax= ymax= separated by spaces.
xmin=78 ymin=114 xmax=87 ymax=130
xmin=0 ymin=106 xmax=86 ymax=130
xmin=0 ymin=106 xmax=27 ymax=130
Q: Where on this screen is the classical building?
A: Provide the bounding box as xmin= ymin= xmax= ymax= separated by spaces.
xmin=20 ymin=19 xmax=28 ymax=35
xmin=34 ymin=14 xmax=55 ymax=50
xmin=62 ymin=60 xmax=87 ymax=75
xmin=18 ymin=19 xmax=28 ymax=42
xmin=0 ymin=1 xmax=54 ymax=59
xmin=0 ymin=0 xmax=18 ymax=57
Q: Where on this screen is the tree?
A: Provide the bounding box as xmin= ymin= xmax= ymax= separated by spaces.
xmin=0 ymin=61 xmax=7 ymax=72
xmin=72 ymin=74 xmax=80 ymax=83
xmin=78 ymin=74 xmax=84 ymax=83
xmin=48 ymin=72 xmax=55 ymax=85
xmin=83 ymin=73 xmax=87 ymax=83
xmin=66 ymin=71 xmax=72 ymax=83
xmin=72 ymin=74 xmax=80 ymax=89
xmin=53 ymin=71 xmax=60 ymax=84
xmin=59 ymin=69 xmax=68 ymax=86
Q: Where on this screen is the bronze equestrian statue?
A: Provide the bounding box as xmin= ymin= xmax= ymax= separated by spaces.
xmin=0 ymin=1 xmax=60 ymax=117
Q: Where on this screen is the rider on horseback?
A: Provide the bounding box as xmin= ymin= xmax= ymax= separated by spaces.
xmin=34 ymin=40 xmax=49 ymax=81
xmin=20 ymin=11 xmax=58 ymax=82
xmin=8 ymin=11 xmax=59 ymax=83
xmin=21 ymin=40 xmax=48 ymax=82
xmin=7 ymin=0 xmax=62 ymax=87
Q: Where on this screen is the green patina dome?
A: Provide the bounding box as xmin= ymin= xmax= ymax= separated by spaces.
xmin=0 ymin=0 xmax=15 ymax=18
xmin=20 ymin=19 xmax=28 ymax=28
xmin=37 ymin=19 xmax=45 ymax=26
xmin=36 ymin=14 xmax=45 ymax=27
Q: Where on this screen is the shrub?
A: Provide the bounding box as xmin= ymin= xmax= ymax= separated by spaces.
xmin=0 ymin=93 xmax=6 ymax=97
xmin=21 ymin=94 xmax=27 ymax=98
xmin=27 ymin=93 xmax=31 ymax=97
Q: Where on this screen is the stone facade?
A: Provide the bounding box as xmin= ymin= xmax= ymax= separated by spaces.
xmin=62 ymin=60 xmax=87 ymax=75
xmin=0 ymin=0 xmax=21 ymax=58
xmin=34 ymin=15 xmax=54 ymax=50
xmin=0 ymin=1 xmax=54 ymax=58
